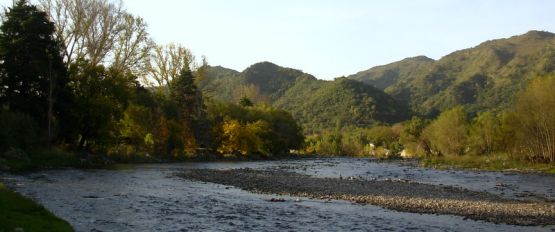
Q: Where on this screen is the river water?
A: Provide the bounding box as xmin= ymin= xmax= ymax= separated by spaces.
xmin=1 ymin=158 xmax=554 ymax=231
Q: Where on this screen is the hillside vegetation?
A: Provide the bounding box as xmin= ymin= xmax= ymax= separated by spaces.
xmin=349 ymin=30 xmax=555 ymax=116
xmin=201 ymin=31 xmax=555 ymax=131
xmin=200 ymin=62 xmax=410 ymax=132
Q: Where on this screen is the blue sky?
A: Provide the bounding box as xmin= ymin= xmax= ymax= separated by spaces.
xmin=3 ymin=0 xmax=555 ymax=79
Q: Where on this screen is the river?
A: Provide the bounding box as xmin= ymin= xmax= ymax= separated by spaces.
xmin=1 ymin=158 xmax=554 ymax=231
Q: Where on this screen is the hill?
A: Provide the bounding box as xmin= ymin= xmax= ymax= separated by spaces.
xmin=200 ymin=62 xmax=410 ymax=132
xmin=274 ymin=77 xmax=409 ymax=133
xmin=349 ymin=30 xmax=555 ymax=116
xmin=348 ymin=56 xmax=435 ymax=90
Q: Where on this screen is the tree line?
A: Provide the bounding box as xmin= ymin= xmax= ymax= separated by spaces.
xmin=305 ymin=75 xmax=555 ymax=164
xmin=0 ymin=0 xmax=304 ymax=165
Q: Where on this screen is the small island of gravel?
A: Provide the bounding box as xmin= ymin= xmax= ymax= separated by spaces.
xmin=179 ymin=168 xmax=555 ymax=226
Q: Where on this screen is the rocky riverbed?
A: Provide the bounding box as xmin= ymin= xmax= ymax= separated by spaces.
xmin=179 ymin=168 xmax=555 ymax=226
xmin=2 ymin=158 xmax=555 ymax=231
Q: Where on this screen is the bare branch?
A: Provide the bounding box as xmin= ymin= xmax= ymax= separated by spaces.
xmin=145 ymin=43 xmax=195 ymax=90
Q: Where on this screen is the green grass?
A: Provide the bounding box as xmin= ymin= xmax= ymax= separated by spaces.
xmin=0 ymin=183 xmax=73 ymax=232
xmin=421 ymin=153 xmax=555 ymax=174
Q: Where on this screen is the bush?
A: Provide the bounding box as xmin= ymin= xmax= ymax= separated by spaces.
xmin=0 ymin=148 xmax=32 ymax=171
xmin=0 ymin=111 xmax=41 ymax=153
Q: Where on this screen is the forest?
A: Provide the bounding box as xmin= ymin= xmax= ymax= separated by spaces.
xmin=0 ymin=0 xmax=304 ymax=170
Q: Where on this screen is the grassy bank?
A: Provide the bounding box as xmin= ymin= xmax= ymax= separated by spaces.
xmin=421 ymin=153 xmax=555 ymax=174
xmin=0 ymin=183 xmax=73 ymax=232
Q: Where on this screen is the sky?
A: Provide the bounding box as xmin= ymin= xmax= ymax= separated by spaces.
xmin=3 ymin=0 xmax=555 ymax=79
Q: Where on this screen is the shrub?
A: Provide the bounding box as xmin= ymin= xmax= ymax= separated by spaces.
xmin=0 ymin=111 xmax=41 ymax=153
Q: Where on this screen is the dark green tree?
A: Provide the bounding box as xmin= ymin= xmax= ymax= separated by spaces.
xmin=170 ymin=68 xmax=210 ymax=149
xmin=170 ymin=68 xmax=198 ymax=120
xmin=67 ymin=60 xmax=134 ymax=151
xmin=0 ymin=0 xmax=69 ymax=140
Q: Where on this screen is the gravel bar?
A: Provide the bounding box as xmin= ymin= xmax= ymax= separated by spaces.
xmin=178 ymin=168 xmax=555 ymax=226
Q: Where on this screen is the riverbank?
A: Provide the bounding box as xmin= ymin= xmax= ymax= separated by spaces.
xmin=420 ymin=153 xmax=555 ymax=174
xmin=179 ymin=168 xmax=555 ymax=226
xmin=2 ymin=146 xmax=554 ymax=175
xmin=0 ymin=182 xmax=73 ymax=232
xmin=0 ymin=147 xmax=318 ymax=173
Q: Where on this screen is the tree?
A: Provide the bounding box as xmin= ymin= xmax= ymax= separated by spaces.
xmin=67 ymin=60 xmax=133 ymax=151
xmin=217 ymin=119 xmax=269 ymax=156
xmin=506 ymin=76 xmax=555 ymax=162
xmin=169 ymin=67 xmax=209 ymax=149
xmin=399 ymin=116 xmax=429 ymax=155
xmin=171 ymin=68 xmax=199 ymax=117
xmin=421 ymin=106 xmax=468 ymax=156
xmin=38 ymin=0 xmax=151 ymax=72
xmin=366 ymin=126 xmax=397 ymax=148
xmin=170 ymin=68 xmax=197 ymax=147
xmin=257 ymin=107 xmax=304 ymax=154
xmin=206 ymin=101 xmax=304 ymax=156
xmin=0 ymin=0 xmax=69 ymax=139
xmin=146 ymin=43 xmax=194 ymax=90
xmin=111 ymin=13 xmax=151 ymax=76
xmin=400 ymin=117 xmax=427 ymax=143
xmin=468 ymin=111 xmax=501 ymax=155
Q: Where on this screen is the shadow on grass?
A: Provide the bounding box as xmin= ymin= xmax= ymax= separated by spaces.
xmin=0 ymin=183 xmax=73 ymax=232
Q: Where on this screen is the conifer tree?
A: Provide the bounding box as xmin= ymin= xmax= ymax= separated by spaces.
xmin=0 ymin=0 xmax=69 ymax=141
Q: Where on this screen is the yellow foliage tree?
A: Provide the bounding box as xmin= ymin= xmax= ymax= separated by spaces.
xmin=218 ymin=119 xmax=270 ymax=156
xmin=421 ymin=106 xmax=468 ymax=156
xmin=507 ymin=76 xmax=555 ymax=162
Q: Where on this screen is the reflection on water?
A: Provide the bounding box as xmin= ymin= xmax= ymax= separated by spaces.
xmin=2 ymin=158 xmax=554 ymax=231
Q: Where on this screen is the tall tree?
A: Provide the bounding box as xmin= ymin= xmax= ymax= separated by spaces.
xmin=506 ymin=75 xmax=555 ymax=162
xmin=0 ymin=0 xmax=68 ymax=138
xmin=111 ymin=13 xmax=151 ymax=76
xmin=38 ymin=0 xmax=151 ymax=72
xmin=146 ymin=43 xmax=194 ymax=90
xmin=170 ymin=68 xmax=198 ymax=119
xmin=170 ymin=67 xmax=207 ymax=148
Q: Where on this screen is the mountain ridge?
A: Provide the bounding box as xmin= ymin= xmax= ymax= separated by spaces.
xmin=348 ymin=30 xmax=555 ymax=115
xmin=199 ymin=30 xmax=555 ymax=130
